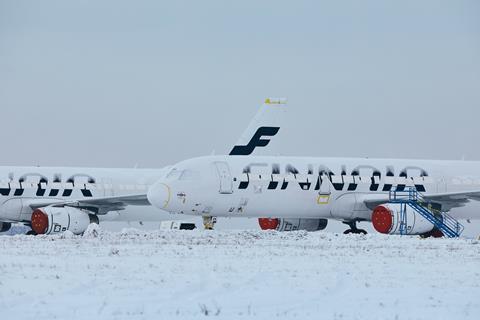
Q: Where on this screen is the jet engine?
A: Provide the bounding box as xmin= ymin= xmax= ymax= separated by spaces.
xmin=258 ymin=218 xmax=328 ymax=232
xmin=31 ymin=207 xmax=99 ymax=235
xmin=371 ymin=204 xmax=436 ymax=235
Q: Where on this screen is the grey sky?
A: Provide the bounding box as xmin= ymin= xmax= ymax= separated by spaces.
xmin=1 ymin=0 xmax=479 ymax=168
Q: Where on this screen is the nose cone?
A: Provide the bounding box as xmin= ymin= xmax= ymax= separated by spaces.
xmin=147 ymin=182 xmax=171 ymax=210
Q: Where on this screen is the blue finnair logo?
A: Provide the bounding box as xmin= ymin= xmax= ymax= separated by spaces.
xmin=229 ymin=127 xmax=280 ymax=156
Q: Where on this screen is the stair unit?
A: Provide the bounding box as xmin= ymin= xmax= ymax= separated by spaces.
xmin=388 ymin=187 xmax=464 ymax=238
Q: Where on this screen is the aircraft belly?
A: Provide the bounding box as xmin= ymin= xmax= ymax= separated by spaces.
xmin=99 ymin=206 xmax=175 ymax=222
xmin=212 ymin=191 xmax=330 ymax=218
xmin=331 ymin=193 xmax=372 ymax=221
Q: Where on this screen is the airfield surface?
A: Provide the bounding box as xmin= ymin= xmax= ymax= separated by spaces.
xmin=0 ymin=227 xmax=479 ymax=320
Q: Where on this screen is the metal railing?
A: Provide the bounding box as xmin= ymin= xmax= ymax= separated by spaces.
xmin=389 ymin=187 xmax=464 ymax=238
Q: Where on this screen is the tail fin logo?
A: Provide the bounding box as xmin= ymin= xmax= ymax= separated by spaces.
xmin=229 ymin=127 xmax=280 ymax=156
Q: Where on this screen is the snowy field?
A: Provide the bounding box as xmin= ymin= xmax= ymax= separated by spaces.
xmin=1 ymin=227 xmax=479 ymax=320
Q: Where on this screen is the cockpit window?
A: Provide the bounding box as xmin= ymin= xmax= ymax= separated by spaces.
xmin=179 ymin=169 xmax=199 ymax=180
xmin=166 ymin=168 xmax=182 ymax=180
xmin=167 ymin=168 xmax=200 ymax=181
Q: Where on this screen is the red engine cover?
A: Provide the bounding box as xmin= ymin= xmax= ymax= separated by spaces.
xmin=31 ymin=209 xmax=49 ymax=234
xmin=258 ymin=218 xmax=279 ymax=230
xmin=371 ymin=205 xmax=393 ymax=234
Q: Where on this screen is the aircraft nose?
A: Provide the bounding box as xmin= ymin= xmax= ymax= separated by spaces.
xmin=147 ymin=182 xmax=171 ymax=210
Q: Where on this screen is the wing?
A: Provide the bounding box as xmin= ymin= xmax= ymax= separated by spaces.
xmin=422 ymin=190 xmax=480 ymax=211
xmin=363 ymin=190 xmax=480 ymax=212
xmin=27 ymin=194 xmax=149 ymax=215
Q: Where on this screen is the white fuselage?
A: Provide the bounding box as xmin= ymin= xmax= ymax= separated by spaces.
xmin=148 ymin=156 xmax=480 ymax=221
xmin=0 ymin=166 xmax=171 ymax=224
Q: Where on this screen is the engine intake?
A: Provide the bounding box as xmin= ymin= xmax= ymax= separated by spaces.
xmin=372 ymin=204 xmax=436 ymax=235
xmin=259 ymin=218 xmax=328 ymax=232
xmin=31 ymin=207 xmax=98 ymax=235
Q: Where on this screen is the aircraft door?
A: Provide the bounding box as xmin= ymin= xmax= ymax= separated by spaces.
xmin=319 ymin=172 xmax=331 ymax=194
xmin=214 ymin=162 xmax=233 ymax=194
xmin=316 ymin=173 xmax=332 ymax=206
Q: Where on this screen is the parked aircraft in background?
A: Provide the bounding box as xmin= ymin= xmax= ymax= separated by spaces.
xmin=0 ymin=167 xmax=171 ymax=235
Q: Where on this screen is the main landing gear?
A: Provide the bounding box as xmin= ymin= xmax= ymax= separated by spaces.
xmin=343 ymin=220 xmax=367 ymax=235
xmin=25 ymin=223 xmax=37 ymax=236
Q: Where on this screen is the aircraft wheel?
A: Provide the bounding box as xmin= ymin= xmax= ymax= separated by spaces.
xmin=0 ymin=222 xmax=12 ymax=233
xmin=26 ymin=230 xmax=37 ymax=236
xmin=343 ymin=229 xmax=367 ymax=235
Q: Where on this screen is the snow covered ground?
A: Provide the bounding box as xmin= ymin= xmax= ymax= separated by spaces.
xmin=1 ymin=227 xmax=479 ymax=320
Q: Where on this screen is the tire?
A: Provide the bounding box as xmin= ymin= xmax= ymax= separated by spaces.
xmin=0 ymin=222 xmax=12 ymax=233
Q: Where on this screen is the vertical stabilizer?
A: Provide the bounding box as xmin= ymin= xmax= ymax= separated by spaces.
xmin=229 ymin=98 xmax=287 ymax=156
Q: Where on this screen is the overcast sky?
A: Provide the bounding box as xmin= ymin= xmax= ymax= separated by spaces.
xmin=1 ymin=0 xmax=479 ymax=168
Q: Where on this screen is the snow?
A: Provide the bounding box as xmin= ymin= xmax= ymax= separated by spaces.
xmin=0 ymin=228 xmax=479 ymax=320
xmin=97 ymin=217 xmax=480 ymax=239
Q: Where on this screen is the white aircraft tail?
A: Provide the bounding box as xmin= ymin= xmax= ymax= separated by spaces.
xmin=229 ymin=98 xmax=287 ymax=156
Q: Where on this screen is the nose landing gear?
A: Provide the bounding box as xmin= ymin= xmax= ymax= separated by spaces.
xmin=343 ymin=220 xmax=367 ymax=235
xmin=202 ymin=216 xmax=217 ymax=230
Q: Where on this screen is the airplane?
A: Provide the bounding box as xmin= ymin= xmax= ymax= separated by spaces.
xmin=0 ymin=99 xmax=280 ymax=235
xmin=0 ymin=166 xmax=172 ymax=235
xmin=147 ymin=98 xmax=480 ymax=237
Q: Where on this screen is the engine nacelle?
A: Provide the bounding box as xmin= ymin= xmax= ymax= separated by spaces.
xmin=31 ymin=207 xmax=99 ymax=235
xmin=259 ymin=218 xmax=328 ymax=232
xmin=371 ymin=204 xmax=435 ymax=235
